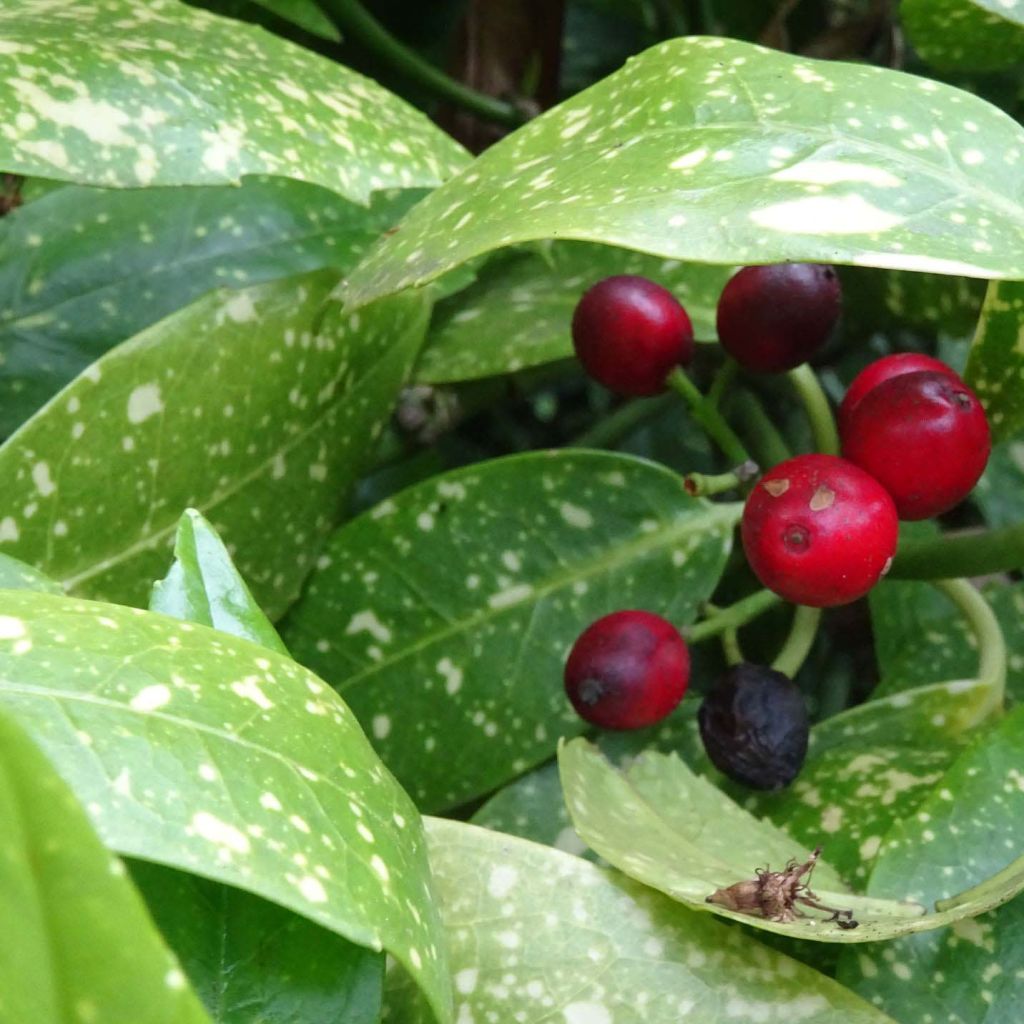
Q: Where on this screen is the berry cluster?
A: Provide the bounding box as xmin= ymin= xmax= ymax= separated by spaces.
xmin=564 ymin=263 xmax=992 ymax=790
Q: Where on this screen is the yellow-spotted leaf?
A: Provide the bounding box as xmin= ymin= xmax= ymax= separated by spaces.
xmin=903 ymin=0 xmax=1024 ymax=71
xmin=0 ymin=589 xmax=452 ymax=1024
xmin=964 ymin=281 xmax=1024 ymax=442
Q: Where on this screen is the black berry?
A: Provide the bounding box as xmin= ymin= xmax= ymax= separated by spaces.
xmin=698 ymin=663 xmax=809 ymax=790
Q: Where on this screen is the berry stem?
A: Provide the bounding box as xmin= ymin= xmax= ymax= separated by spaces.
xmin=572 ymin=394 xmax=674 ymax=449
xmin=684 ymin=462 xmax=759 ymax=498
xmin=787 ymin=365 xmax=840 ymax=456
xmin=721 ymin=626 xmax=744 ymax=666
xmin=666 ymin=368 xmax=751 ymax=466
xmin=322 ymin=0 xmax=528 ymax=127
xmin=685 ymin=589 xmax=781 ymax=644
xmin=727 ymin=388 xmax=792 ymax=468
xmin=707 ymin=358 xmax=739 ymax=410
xmin=771 ymin=604 xmax=821 ymax=678
xmin=888 ymin=522 xmax=1024 ymax=580
xmin=931 ymin=578 xmax=1006 ymax=714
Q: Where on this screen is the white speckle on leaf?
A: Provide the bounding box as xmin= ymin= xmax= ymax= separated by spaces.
xmin=127 ymin=384 xmax=164 ymax=424
xmin=559 ymin=502 xmax=593 ymax=529
xmin=129 ymin=684 xmax=171 ymax=712
xmin=563 ymin=1003 xmax=611 ymax=1024
xmin=750 ymin=195 xmax=904 ymax=234
xmin=32 ymin=461 xmax=56 ymax=496
xmin=346 ymin=610 xmax=392 ymax=643
xmin=191 ymin=812 xmax=250 ymax=855
xmin=230 ymin=676 xmax=274 ymax=710
xmin=487 ymin=864 xmax=518 ymax=899
xmin=0 ymin=616 xmax=27 ymax=640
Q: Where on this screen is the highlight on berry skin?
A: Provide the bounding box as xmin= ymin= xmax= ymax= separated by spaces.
xmin=563 ymin=609 xmax=690 ymax=730
xmin=716 ymin=263 xmax=841 ymax=373
xmin=571 ymin=275 xmax=694 ymax=397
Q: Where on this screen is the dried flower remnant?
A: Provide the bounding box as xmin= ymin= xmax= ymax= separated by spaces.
xmin=706 ymin=846 xmax=858 ymax=928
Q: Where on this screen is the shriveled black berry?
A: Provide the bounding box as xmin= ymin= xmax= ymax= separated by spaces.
xmin=697 ymin=663 xmax=809 ymax=790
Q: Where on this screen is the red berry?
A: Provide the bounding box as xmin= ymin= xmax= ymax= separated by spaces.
xmin=840 ymin=371 xmax=991 ymax=521
xmin=571 ymin=275 xmax=694 ymax=396
xmin=716 ymin=263 xmax=841 ymax=373
xmin=839 ymin=353 xmax=960 ymax=434
xmin=741 ymin=454 xmax=898 ymax=608
xmin=564 ymin=610 xmax=690 ymax=729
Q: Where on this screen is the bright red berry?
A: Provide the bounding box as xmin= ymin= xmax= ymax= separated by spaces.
xmin=741 ymin=454 xmax=898 ymax=608
xmin=571 ymin=275 xmax=694 ymax=396
xmin=840 ymin=371 xmax=991 ymax=521
xmin=564 ymin=610 xmax=690 ymax=729
xmin=716 ymin=263 xmax=841 ymax=373
xmin=838 ymin=353 xmax=960 ymax=434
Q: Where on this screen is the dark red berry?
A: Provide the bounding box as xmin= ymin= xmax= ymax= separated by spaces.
xmin=741 ymin=454 xmax=898 ymax=608
xmin=698 ymin=663 xmax=809 ymax=790
xmin=840 ymin=370 xmax=991 ymax=521
xmin=716 ymin=263 xmax=841 ymax=373
xmin=564 ymin=610 xmax=690 ymax=729
xmin=571 ymin=275 xmax=694 ymax=396
xmin=839 ymin=353 xmax=960 ymax=435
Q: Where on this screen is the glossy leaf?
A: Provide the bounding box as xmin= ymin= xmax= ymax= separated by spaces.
xmin=964 ymin=280 xmax=1024 ymax=442
xmin=838 ymin=705 xmax=1024 ymax=1021
xmin=384 ymin=817 xmax=899 ymax=1024
xmin=903 ymin=0 xmax=1024 ymax=71
xmin=251 ymin=0 xmax=340 ymax=40
xmin=0 ymin=552 xmax=61 ymax=594
xmin=0 ymin=709 xmax=212 ymax=1024
xmin=0 ymin=0 xmax=467 ymax=199
xmin=130 ymin=861 xmax=384 ymax=1024
xmin=974 ymin=437 xmax=1024 ymax=528
xmin=282 ymin=450 xmax=740 ymax=811
xmin=0 ymin=276 xmax=431 ymax=616
xmin=417 ymin=243 xmax=732 ymax=384
xmin=151 ymin=509 xmax=287 ymax=655
xmin=0 ymin=589 xmax=452 ymax=1024
xmin=559 ymin=738 xmax=1024 ymax=942
xmin=343 ymin=36 xmax=1024 ymax=307
xmin=0 ymin=179 xmax=420 ymax=435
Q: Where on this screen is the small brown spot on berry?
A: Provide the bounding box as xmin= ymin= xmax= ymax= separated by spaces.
xmin=764 ymin=479 xmax=790 ymax=497
xmin=809 ymin=485 xmax=835 ymax=511
xmin=783 ymin=524 xmax=810 ymax=551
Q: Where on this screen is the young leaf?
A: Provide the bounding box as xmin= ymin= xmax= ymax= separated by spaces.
xmin=902 ymin=0 xmax=1024 ymax=72
xmin=558 ymin=738 xmax=1024 ymax=942
xmin=383 ymin=817 xmax=901 ymax=1024
xmin=0 ymin=552 xmax=61 ymax=594
xmin=0 ymin=276 xmax=431 ymax=616
xmin=964 ymin=280 xmax=1024 ymax=442
xmin=250 ymin=0 xmax=340 ymax=41
xmin=151 ymin=509 xmax=288 ymax=655
xmin=0 ymin=180 xmax=420 ymax=434
xmin=129 ymin=861 xmax=384 ymax=1024
xmin=0 ymin=0 xmax=467 ymax=198
xmin=417 ymin=243 xmax=732 ymax=384
xmin=0 ymin=590 xmax=452 ymax=1024
xmin=0 ymin=709 xmax=211 ymax=1024
xmin=281 ymin=450 xmax=740 ymax=811
xmin=837 ymin=705 xmax=1024 ymax=1021
xmin=343 ymin=36 xmax=1024 ymax=307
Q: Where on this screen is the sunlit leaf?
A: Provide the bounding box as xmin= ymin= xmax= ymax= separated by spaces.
xmin=0 ymin=275 xmax=430 ymax=615
xmin=0 ymin=552 xmax=61 ymax=594
xmin=281 ymin=451 xmax=739 ymax=811
xmin=0 ymin=0 xmax=467 ymax=199
xmin=0 ymin=590 xmax=452 ymax=1024
xmin=0 ymin=708 xmax=212 ymax=1024
xmin=343 ymin=36 xmax=1024 ymax=307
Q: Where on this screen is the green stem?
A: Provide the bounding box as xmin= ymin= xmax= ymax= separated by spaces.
xmin=771 ymin=604 xmax=822 ymax=678
xmin=707 ymin=358 xmax=738 ymax=410
xmin=888 ymin=522 xmax=1024 ymax=580
xmin=685 ymin=589 xmax=781 ymax=644
xmin=683 ymin=463 xmax=758 ymax=498
xmin=572 ymin=394 xmax=674 ymax=449
xmin=666 ymin=368 xmax=752 ymax=467
xmin=323 ymin=0 xmax=527 ymax=127
xmin=787 ymin=364 xmax=840 ymax=455
xmin=722 ymin=626 xmax=743 ymax=666
xmin=931 ymin=578 xmax=1006 ymax=713
xmin=727 ymin=388 xmax=791 ymax=469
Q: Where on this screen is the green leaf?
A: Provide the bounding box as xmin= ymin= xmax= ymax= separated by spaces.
xmin=558 ymin=738 xmax=1024 ymax=942
xmin=837 ymin=705 xmax=1024 ymax=1021
xmin=151 ymin=509 xmax=287 ymax=655
xmin=0 ymin=708 xmax=212 ymax=1024
xmin=974 ymin=437 xmax=1024 ymax=528
xmin=250 ymin=0 xmax=340 ymax=41
xmin=281 ymin=450 xmax=740 ymax=811
xmin=384 ymin=817 xmax=900 ymax=1024
xmin=903 ymin=0 xmax=1024 ymax=71
xmin=0 ymin=0 xmax=467 ymax=199
xmin=343 ymin=36 xmax=1024 ymax=307
xmin=0 ymin=276 xmax=431 ymax=616
xmin=130 ymin=861 xmax=384 ymax=1024
xmin=0 ymin=552 xmax=61 ymax=594
xmin=417 ymin=243 xmax=732 ymax=384
xmin=0 ymin=179 xmax=420 ymax=435
xmin=964 ymin=280 xmax=1024 ymax=442
xmin=0 ymin=589 xmax=452 ymax=1024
